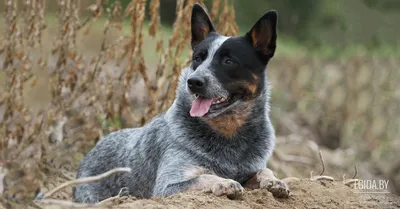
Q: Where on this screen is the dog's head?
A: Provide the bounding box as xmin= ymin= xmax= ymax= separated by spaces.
xmin=186 ymin=4 xmax=277 ymax=119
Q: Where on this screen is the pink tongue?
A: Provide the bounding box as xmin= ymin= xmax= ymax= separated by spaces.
xmin=190 ymin=97 xmax=213 ymax=117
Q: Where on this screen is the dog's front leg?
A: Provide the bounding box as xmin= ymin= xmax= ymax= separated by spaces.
xmin=153 ymin=164 xmax=244 ymax=199
xmin=166 ymin=173 xmax=244 ymax=199
xmin=244 ymin=168 xmax=290 ymax=198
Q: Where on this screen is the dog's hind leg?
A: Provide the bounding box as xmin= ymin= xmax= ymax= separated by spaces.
xmin=244 ymin=168 xmax=290 ymax=198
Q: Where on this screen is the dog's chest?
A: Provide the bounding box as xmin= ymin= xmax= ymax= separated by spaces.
xmin=182 ymin=116 xmax=272 ymax=182
xmin=205 ymin=145 xmax=266 ymax=182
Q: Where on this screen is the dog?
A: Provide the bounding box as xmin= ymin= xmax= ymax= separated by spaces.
xmin=73 ymin=3 xmax=290 ymax=203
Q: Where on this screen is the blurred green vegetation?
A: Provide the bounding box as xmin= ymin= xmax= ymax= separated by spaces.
xmin=233 ymin=0 xmax=400 ymax=56
xmin=96 ymin=0 xmax=400 ymax=57
xmin=3 ymin=0 xmax=400 ymax=58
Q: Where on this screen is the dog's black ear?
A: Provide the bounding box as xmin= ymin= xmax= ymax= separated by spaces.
xmin=191 ymin=3 xmax=216 ymax=49
xmin=246 ymin=10 xmax=278 ymax=63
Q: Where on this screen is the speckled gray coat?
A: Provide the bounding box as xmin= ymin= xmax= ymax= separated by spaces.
xmin=72 ymin=67 xmax=275 ymax=203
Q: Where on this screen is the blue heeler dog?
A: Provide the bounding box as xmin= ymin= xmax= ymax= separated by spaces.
xmin=73 ymin=3 xmax=290 ymax=203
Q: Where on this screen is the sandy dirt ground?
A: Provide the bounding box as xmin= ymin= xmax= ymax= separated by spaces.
xmin=33 ymin=178 xmax=400 ymax=209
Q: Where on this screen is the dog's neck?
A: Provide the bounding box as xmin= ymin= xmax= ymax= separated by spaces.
xmin=167 ymin=69 xmax=271 ymax=140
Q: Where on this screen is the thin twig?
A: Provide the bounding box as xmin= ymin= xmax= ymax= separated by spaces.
xmin=34 ymin=199 xmax=99 ymax=208
xmin=41 ymin=167 xmax=131 ymax=199
xmin=34 ymin=188 xmax=129 ymax=208
xmin=310 ymin=170 xmax=334 ymax=181
xmin=352 ymin=165 xmax=358 ymax=179
xmin=318 ymin=150 xmax=325 ymax=175
xmin=91 ymin=22 xmax=110 ymax=80
xmin=310 ymin=152 xmax=334 ymax=182
xmin=342 ymin=165 xmax=361 ymax=187
xmin=312 ymin=175 xmax=334 ymax=181
xmin=96 ymin=187 xmax=128 ymax=205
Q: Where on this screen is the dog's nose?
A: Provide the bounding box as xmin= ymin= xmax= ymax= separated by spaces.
xmin=187 ymin=76 xmax=206 ymax=92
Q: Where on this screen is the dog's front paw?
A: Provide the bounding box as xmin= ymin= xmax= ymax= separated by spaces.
xmin=260 ymin=179 xmax=290 ymax=198
xmin=211 ymin=179 xmax=244 ymax=200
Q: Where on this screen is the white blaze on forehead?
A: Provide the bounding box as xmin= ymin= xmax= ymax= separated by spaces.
xmin=200 ymin=35 xmax=230 ymax=67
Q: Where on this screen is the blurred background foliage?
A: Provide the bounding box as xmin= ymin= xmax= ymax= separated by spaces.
xmin=41 ymin=0 xmax=400 ymax=57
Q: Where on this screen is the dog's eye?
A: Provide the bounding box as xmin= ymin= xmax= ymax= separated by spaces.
xmin=224 ymin=58 xmax=234 ymax=65
xmin=194 ymin=56 xmax=202 ymax=63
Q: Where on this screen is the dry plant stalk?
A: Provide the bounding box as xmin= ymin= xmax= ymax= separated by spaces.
xmin=34 ymin=199 xmax=100 ymax=208
xmin=37 ymin=167 xmax=131 ymax=200
xmin=342 ymin=165 xmax=361 ymax=187
xmin=157 ymin=0 xmax=195 ymax=114
xmin=2 ymin=0 xmax=33 ymax=147
xmin=310 ymin=151 xmax=334 ymax=181
xmin=3 ymin=0 xmax=19 ymax=69
xmin=216 ymin=0 xmax=239 ymax=36
xmin=148 ymin=0 xmax=160 ymax=37
xmin=210 ymin=0 xmax=221 ymax=20
xmin=1 ymin=0 xmax=46 ymax=203
xmin=51 ymin=0 xmax=82 ymax=101
xmin=35 ymin=187 xmax=128 ymax=208
xmin=22 ymin=0 xmax=47 ymax=48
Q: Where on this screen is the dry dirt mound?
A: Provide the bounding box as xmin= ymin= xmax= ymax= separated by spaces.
xmin=35 ymin=179 xmax=400 ymax=209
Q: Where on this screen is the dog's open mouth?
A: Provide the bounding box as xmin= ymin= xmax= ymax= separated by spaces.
xmin=189 ymin=94 xmax=240 ymax=117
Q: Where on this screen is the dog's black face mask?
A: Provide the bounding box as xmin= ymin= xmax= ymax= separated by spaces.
xmin=186 ymin=4 xmax=277 ymax=118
